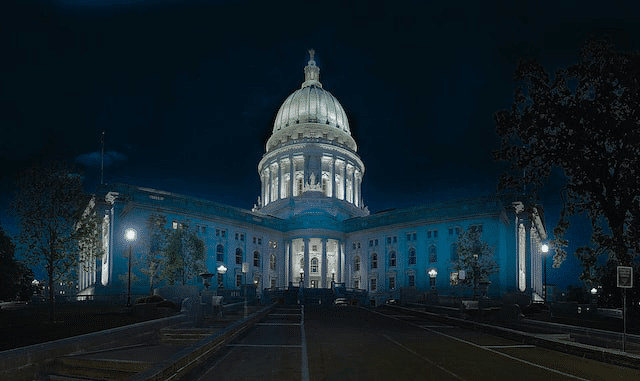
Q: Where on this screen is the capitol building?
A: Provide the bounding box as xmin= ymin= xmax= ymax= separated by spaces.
xmin=78 ymin=51 xmax=547 ymax=305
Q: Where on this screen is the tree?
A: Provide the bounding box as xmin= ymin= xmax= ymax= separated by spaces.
xmin=11 ymin=161 xmax=99 ymax=321
xmin=0 ymin=225 xmax=21 ymax=301
xmin=494 ymin=39 xmax=640 ymax=280
xmin=161 ymin=222 xmax=205 ymax=286
xmin=452 ymin=226 xmax=499 ymax=299
xmin=140 ymin=214 xmax=169 ymax=295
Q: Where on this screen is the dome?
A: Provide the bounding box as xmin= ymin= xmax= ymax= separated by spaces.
xmin=272 ymin=50 xmax=350 ymax=135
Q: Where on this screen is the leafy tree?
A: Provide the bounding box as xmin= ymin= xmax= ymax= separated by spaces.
xmin=452 ymin=226 xmax=499 ymax=299
xmin=140 ymin=214 xmax=169 ymax=294
xmin=494 ymin=39 xmax=640 ymax=280
xmin=161 ymin=222 xmax=205 ymax=286
xmin=11 ymin=161 xmax=99 ymax=321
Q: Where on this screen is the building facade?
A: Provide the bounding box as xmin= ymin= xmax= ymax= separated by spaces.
xmin=78 ymin=51 xmax=547 ymax=304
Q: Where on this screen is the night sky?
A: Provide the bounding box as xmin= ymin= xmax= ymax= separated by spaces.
xmin=2 ymin=0 xmax=639 ymax=288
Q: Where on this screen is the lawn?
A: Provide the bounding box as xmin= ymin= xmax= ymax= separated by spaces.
xmin=0 ymin=302 xmax=173 ymax=351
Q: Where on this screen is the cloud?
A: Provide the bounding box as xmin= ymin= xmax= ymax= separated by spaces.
xmin=75 ymin=150 xmax=127 ymax=169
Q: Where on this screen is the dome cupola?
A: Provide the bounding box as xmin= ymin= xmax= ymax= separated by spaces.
xmin=257 ymin=50 xmax=367 ymax=220
xmin=267 ymin=50 xmax=355 ymax=153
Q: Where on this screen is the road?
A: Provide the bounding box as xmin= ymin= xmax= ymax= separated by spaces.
xmin=189 ymin=304 xmax=640 ymax=380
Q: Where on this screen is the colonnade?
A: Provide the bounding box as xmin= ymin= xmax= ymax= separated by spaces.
xmin=260 ymin=154 xmax=362 ymax=208
xmin=284 ymin=237 xmax=344 ymax=288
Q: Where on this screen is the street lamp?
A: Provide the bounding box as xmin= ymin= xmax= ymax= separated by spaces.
xmin=217 ymin=264 xmax=227 ymax=291
xmin=541 ymin=243 xmax=549 ymax=303
xmin=125 ymin=228 xmax=137 ymax=307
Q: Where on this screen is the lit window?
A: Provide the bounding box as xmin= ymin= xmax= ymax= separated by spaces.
xmin=408 ymin=248 xmax=416 ymax=265
xmin=216 ymin=244 xmax=224 ymax=262
xmin=451 ymin=243 xmax=459 ymax=261
xmin=172 ymin=221 xmax=178 ymax=230
xmin=429 ymin=245 xmax=437 ymax=263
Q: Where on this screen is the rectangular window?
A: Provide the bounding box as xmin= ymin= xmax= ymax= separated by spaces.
xmin=352 ymin=243 xmax=356 ymax=250
xmin=374 ymin=239 xmax=378 ymax=246
xmin=253 ymin=237 xmax=257 ymax=244
xmin=393 ymin=236 xmax=397 ymax=244
xmin=216 ymin=229 xmax=220 ymax=237
xmin=370 ymin=278 xmax=377 ymax=291
xmin=412 ymin=233 xmax=417 ymax=241
xmin=386 ymin=237 xmax=391 ymax=245
xmin=449 ymin=228 xmax=454 ymax=236
xmin=270 ymin=278 xmax=276 ymax=288
xmin=235 ymin=233 xmax=239 ymax=240
xmin=427 ymin=231 xmax=432 ymax=239
xmin=408 ymin=275 xmax=415 ymax=288
xmin=354 ymin=280 xmax=359 ymax=289
xmin=312 ymin=245 xmax=318 ymax=252
xmin=240 ymin=233 xmax=245 ymax=241
xmin=258 ymin=238 xmax=262 ymax=245
xmin=221 ymin=230 xmax=226 ymax=238
xmin=433 ymin=230 xmax=438 ymax=238
xmin=201 ymin=225 xmax=206 ymax=234
xmin=389 ymin=277 xmax=395 ymax=290
xmin=217 ymin=273 xmax=223 ymax=287
xmin=430 ymin=277 xmax=436 ymax=289
xmin=450 ymin=271 xmax=459 ymax=286
xmin=406 ymin=233 xmax=411 ymax=241
xmin=236 ymin=274 xmax=242 ymax=288
xmin=369 ymin=240 xmax=373 ymax=247
xmin=357 ymin=242 xmax=361 ymax=249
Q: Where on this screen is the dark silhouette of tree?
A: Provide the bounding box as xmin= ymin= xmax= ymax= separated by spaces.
xmin=162 ymin=222 xmax=205 ymax=286
xmin=451 ymin=226 xmax=498 ymax=299
xmin=494 ymin=39 xmax=640 ymax=280
xmin=0 ymin=225 xmax=21 ymax=301
xmin=11 ymin=161 xmax=99 ymax=321
xmin=141 ymin=214 xmax=169 ymax=294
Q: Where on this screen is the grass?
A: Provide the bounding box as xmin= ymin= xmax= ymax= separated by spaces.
xmin=0 ymin=302 xmax=171 ymax=351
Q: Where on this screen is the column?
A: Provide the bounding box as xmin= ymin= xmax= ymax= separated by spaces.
xmin=342 ymin=162 xmax=347 ymax=201
xmin=289 ymin=155 xmax=294 ymax=198
xmin=321 ymin=238 xmax=327 ymax=288
xmin=350 ymin=166 xmax=356 ymax=204
xmin=303 ymin=238 xmax=310 ymax=288
xmin=331 ymin=157 xmax=336 ymax=199
xmin=337 ymin=241 xmax=342 ymax=284
xmin=278 ymin=159 xmax=283 ymax=200
xmin=286 ymin=241 xmax=291 ymax=286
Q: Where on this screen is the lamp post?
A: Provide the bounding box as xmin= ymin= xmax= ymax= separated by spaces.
xmin=217 ymin=264 xmax=227 ymax=292
xmin=541 ymin=243 xmax=549 ymax=303
xmin=125 ymin=228 xmax=137 ymax=307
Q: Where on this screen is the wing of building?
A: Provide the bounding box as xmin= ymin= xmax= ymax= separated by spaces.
xmin=77 ymin=51 xmax=547 ymax=305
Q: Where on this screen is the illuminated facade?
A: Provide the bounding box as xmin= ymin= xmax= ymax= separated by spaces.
xmin=78 ymin=51 xmax=547 ymax=304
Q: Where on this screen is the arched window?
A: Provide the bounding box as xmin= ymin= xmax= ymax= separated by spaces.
xmin=311 ymin=258 xmax=319 ymax=273
xmin=253 ymin=251 xmax=260 ymax=267
xmin=429 ymin=245 xmax=437 ymax=263
xmin=408 ymin=248 xmax=416 ymax=265
xmin=354 ymin=256 xmax=361 ymax=271
xmin=371 ymin=253 xmax=378 ymax=269
xmin=450 ymin=243 xmax=458 ymax=262
xmin=389 ymin=251 xmax=396 ymax=267
xmin=235 ymin=248 xmax=243 ymax=265
xmin=216 ymin=244 xmax=224 ymax=262
xmin=270 ymin=254 xmax=276 ymax=271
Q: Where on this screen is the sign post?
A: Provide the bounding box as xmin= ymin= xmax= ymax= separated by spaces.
xmin=617 ymin=266 xmax=633 ymax=352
